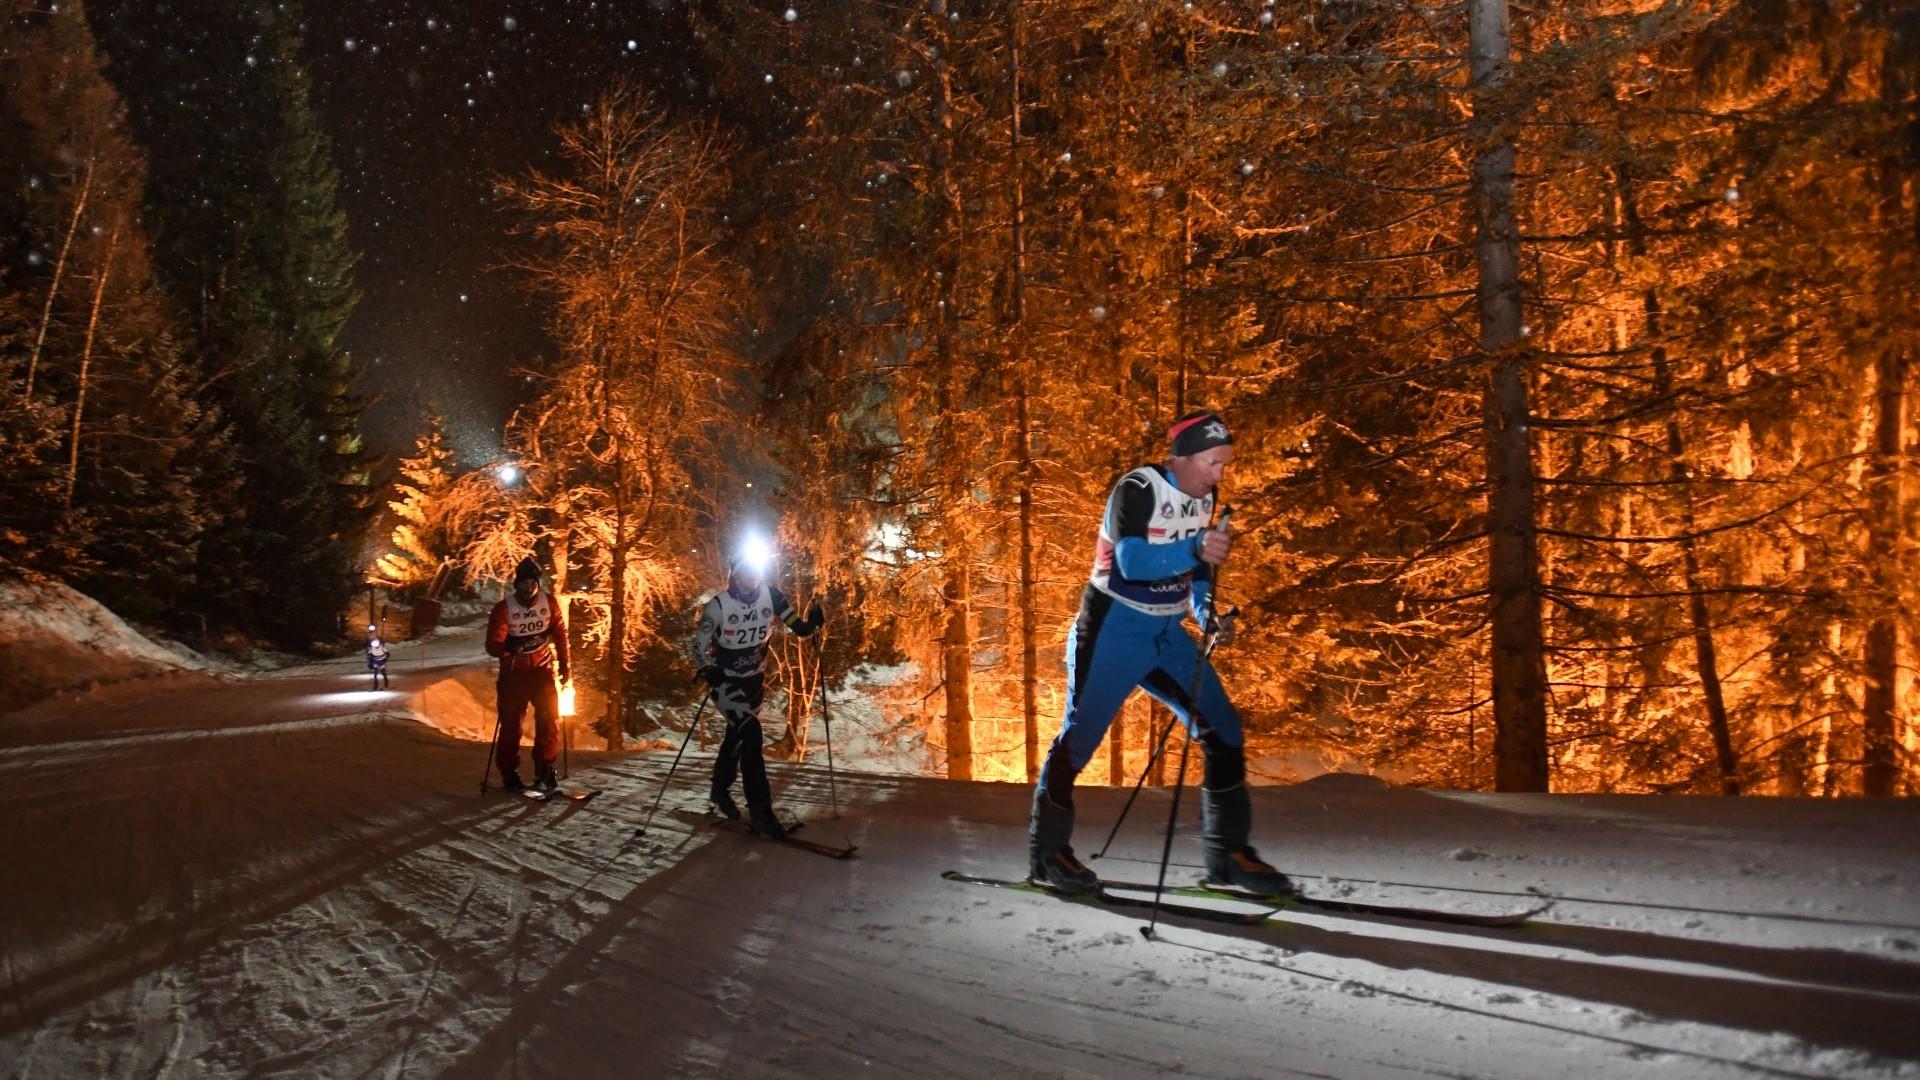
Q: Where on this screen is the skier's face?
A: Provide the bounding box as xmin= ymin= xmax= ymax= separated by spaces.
xmin=733 ymin=564 xmax=764 ymax=594
xmin=514 ymin=578 xmax=539 ymax=605
xmin=1170 ymin=444 xmax=1233 ymax=497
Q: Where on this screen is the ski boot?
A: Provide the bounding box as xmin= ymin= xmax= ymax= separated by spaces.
xmin=1199 ymin=743 xmax=1294 ymax=898
xmin=499 ymin=767 xmax=525 ymax=793
xmin=1028 ymin=784 xmax=1098 ymax=896
xmin=747 ymin=803 xmax=787 ymax=841
xmin=709 ymin=785 xmax=741 ymax=821
xmin=534 ymin=762 xmax=559 ymax=795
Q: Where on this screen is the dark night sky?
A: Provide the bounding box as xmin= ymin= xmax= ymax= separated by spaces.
xmin=285 ymin=1 xmax=711 ymax=463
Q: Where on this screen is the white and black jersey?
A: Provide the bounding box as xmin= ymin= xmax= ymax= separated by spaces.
xmin=1087 ymin=464 xmax=1214 ymax=617
xmin=690 ymin=583 xmax=808 ymax=680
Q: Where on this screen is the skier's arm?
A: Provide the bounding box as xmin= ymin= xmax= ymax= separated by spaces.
xmin=484 ymin=602 xmax=510 ymax=658
xmin=1108 ymin=472 xmax=1202 ymax=580
xmin=771 ymin=586 xmax=823 ymax=638
xmin=689 ymin=598 xmax=720 ymax=671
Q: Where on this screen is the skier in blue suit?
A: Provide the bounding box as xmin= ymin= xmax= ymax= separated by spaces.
xmin=1029 ymin=409 xmax=1291 ymax=897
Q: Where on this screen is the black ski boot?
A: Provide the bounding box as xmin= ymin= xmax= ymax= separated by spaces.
xmin=500 ymin=767 xmax=525 ymax=792
xmin=535 ymin=762 xmax=559 ymax=795
xmin=1199 ymin=742 xmax=1293 ymax=897
xmin=1028 ymin=780 xmax=1098 ymax=896
xmin=710 ymin=785 xmax=741 ymax=821
xmin=747 ymin=803 xmax=787 ymax=841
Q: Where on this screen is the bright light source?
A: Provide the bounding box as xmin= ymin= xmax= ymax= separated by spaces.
xmin=737 ymin=533 xmax=775 ymax=575
xmin=497 ymin=463 xmax=521 ymax=486
xmin=558 ymin=680 xmax=577 ymax=717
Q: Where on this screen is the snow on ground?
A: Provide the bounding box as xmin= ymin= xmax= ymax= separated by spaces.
xmin=0 ymin=573 xmax=212 ymax=714
xmin=3 ymin=636 xmax=1919 ymax=1079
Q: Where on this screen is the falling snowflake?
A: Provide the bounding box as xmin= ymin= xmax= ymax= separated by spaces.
xmin=1091 ymin=305 xmax=1108 ymax=321
xmin=784 ymin=7 xmax=798 ymax=21
xmin=344 ymin=37 xmax=358 ymax=51
xmin=1212 ymin=61 xmax=1229 ymax=77
xmin=1239 ymin=161 xmax=1256 ymax=176
xmin=503 ymin=15 xmax=518 ymax=31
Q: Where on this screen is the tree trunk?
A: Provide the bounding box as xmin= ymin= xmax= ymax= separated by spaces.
xmin=1618 ymin=167 xmax=1740 ymax=793
xmin=1469 ymin=0 xmax=1549 ymax=792
xmin=932 ymin=0 xmax=974 ymax=781
xmin=1009 ymin=0 xmax=1039 ymax=782
xmin=26 ymin=161 xmax=93 ymax=401
xmin=607 ymin=454 xmax=628 ymax=751
xmin=1864 ymin=348 xmax=1907 ymax=796
xmin=64 ymin=222 xmax=118 ymax=511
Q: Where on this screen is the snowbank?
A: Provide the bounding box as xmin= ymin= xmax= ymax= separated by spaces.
xmin=0 ymin=572 xmax=207 ymax=714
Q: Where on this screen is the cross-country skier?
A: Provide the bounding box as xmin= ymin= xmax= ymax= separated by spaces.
xmin=1028 ymin=410 xmax=1292 ymax=897
xmin=485 ymin=556 xmax=571 ymax=793
xmin=366 ymin=628 xmax=390 ymax=690
xmin=689 ymin=536 xmax=824 ymax=840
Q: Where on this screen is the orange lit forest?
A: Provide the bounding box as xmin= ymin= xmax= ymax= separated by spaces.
xmin=6 ymin=1 xmax=1917 ymax=799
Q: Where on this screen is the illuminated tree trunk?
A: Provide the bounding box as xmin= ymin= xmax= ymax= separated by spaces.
xmin=932 ymin=0 xmax=974 ymax=781
xmin=1008 ymin=0 xmax=1039 ymax=782
xmin=64 ymin=222 xmax=118 ymax=511
xmin=26 ymin=160 xmax=92 ymax=401
xmin=1618 ymin=167 xmax=1740 ymax=794
xmin=1864 ymin=349 xmax=1907 ymax=796
xmin=1470 ymin=0 xmax=1549 ymax=792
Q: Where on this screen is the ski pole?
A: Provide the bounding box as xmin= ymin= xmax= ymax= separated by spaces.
xmin=1142 ymin=506 xmax=1232 ymax=939
xmin=479 ymin=708 xmax=504 ymax=796
xmin=634 ymin=689 xmax=714 ymax=836
xmin=817 ymin=651 xmax=840 ymax=819
xmin=1143 ymin=728 xmax=1195 ymax=941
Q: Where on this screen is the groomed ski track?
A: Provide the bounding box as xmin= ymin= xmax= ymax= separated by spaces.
xmin=3 ymin=633 xmax=1918 ymax=1079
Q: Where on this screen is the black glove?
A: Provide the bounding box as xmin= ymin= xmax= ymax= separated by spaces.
xmin=802 ymin=603 xmax=825 ymax=635
xmin=1204 ymin=605 xmax=1239 ymax=647
xmin=698 ymin=664 xmax=724 ymax=688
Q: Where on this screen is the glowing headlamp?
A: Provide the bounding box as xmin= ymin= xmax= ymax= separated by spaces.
xmin=735 ymin=534 xmax=775 ymax=575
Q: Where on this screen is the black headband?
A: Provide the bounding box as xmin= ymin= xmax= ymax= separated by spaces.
xmin=1169 ymin=412 xmax=1232 ymax=456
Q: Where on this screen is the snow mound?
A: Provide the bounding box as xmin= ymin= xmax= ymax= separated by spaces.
xmin=0 ymin=572 xmax=207 ymax=714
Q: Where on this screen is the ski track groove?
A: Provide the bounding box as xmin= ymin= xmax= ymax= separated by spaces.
xmin=4 ymin=653 xmax=1918 ymax=1078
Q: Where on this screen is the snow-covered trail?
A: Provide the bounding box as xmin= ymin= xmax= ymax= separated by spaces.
xmin=3 ymin=643 xmax=1918 ymax=1079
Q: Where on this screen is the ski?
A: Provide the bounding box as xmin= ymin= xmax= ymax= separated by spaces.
xmin=522 ymin=787 xmax=600 ymax=804
xmin=657 ymin=809 xmax=858 ymax=859
xmin=941 ymin=871 xmax=1272 ymax=926
xmin=1097 ymin=878 xmax=1548 ymax=928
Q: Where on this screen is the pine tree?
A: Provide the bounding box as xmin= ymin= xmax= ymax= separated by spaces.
xmin=92 ymin=0 xmax=365 ymax=646
xmin=372 ymin=415 xmax=461 ymax=590
xmin=0 ymin=0 xmax=216 ymax=622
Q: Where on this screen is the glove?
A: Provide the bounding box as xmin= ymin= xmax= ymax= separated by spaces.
xmin=1204 ymin=605 xmax=1239 ymax=648
xmin=803 ymin=603 xmax=825 ymax=635
xmin=557 ymin=660 xmax=570 ymax=683
xmin=698 ymin=664 xmax=724 ymax=688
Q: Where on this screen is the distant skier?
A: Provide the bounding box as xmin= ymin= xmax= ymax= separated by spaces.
xmin=485 ymin=557 xmax=571 ymax=794
xmin=366 ymin=629 xmax=390 ymax=690
xmin=1028 ymin=409 xmax=1292 ymax=897
xmin=689 ymin=537 xmax=823 ymax=840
